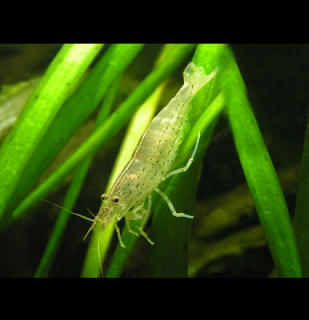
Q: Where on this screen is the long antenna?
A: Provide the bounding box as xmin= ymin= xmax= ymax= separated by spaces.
xmin=98 ymin=228 xmax=104 ymax=278
xmin=83 ymin=222 xmax=97 ymax=241
xmin=41 ymin=198 xmax=94 ymax=222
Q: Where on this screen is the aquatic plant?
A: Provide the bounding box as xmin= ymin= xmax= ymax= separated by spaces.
xmin=0 ymin=44 xmax=306 ymax=277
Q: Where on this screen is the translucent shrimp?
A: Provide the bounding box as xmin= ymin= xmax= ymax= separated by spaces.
xmin=85 ymin=62 xmax=219 ymax=248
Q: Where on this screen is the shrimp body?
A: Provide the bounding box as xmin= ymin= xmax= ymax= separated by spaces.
xmin=86 ymin=62 xmax=218 ymax=246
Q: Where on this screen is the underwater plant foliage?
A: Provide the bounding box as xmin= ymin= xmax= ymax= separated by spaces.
xmin=0 ymin=44 xmax=307 ymax=277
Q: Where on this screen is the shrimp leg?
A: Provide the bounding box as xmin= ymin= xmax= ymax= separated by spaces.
xmin=133 ymin=199 xmax=145 ymax=215
xmin=114 ymin=219 xmax=126 ymax=248
xmin=125 ymin=199 xmax=146 ymax=221
xmin=125 ymin=218 xmax=139 ymax=236
xmin=132 ymin=212 xmax=143 ymax=220
xmin=155 ymin=187 xmax=193 ymax=219
xmin=125 ymin=199 xmax=145 ymax=236
xmin=159 ymin=132 xmax=200 ymax=184
xmin=138 ymin=195 xmax=154 ymax=245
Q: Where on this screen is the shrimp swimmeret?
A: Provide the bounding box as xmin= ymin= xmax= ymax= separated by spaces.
xmin=84 ymin=62 xmax=219 ymax=247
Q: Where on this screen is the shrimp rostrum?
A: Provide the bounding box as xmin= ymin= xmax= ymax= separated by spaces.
xmin=86 ymin=62 xmax=218 ymax=248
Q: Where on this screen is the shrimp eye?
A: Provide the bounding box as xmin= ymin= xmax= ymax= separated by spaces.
xmin=113 ymin=196 xmax=120 ymax=203
xmin=101 ymin=194 xmax=108 ymax=201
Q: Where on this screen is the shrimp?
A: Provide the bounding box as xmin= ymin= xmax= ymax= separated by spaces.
xmin=85 ymin=62 xmax=219 ymax=248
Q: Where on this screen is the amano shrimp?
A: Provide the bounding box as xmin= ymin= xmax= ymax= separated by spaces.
xmin=84 ymin=62 xmax=219 ymax=248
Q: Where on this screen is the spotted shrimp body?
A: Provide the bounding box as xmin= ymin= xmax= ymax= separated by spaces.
xmin=85 ymin=62 xmax=218 ymax=247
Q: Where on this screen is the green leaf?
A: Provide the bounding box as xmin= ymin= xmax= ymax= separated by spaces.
xmin=222 ymin=45 xmax=301 ymax=278
xmin=34 ymin=75 xmax=122 ymax=278
xmin=0 ymin=44 xmax=104 ymax=229
xmin=5 ymin=44 xmax=144 ymax=232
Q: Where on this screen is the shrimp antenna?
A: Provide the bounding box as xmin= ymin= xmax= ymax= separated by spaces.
xmin=98 ymin=228 xmax=104 ymax=278
xmin=83 ymin=222 xmax=97 ymax=241
xmin=41 ymin=198 xmax=94 ymax=222
xmin=83 ymin=207 xmax=105 ymax=240
xmin=86 ymin=207 xmax=96 ymax=218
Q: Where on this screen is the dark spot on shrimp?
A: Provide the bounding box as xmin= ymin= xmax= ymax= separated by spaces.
xmin=157 ymin=139 xmax=162 ymax=149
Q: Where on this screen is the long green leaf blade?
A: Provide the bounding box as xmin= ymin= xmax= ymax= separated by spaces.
xmin=34 ymin=75 xmax=122 ymax=278
xmin=5 ymin=44 xmax=144 ymax=231
xmin=0 ymin=44 xmax=103 ymax=227
xmin=222 ymin=45 xmax=301 ymax=278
